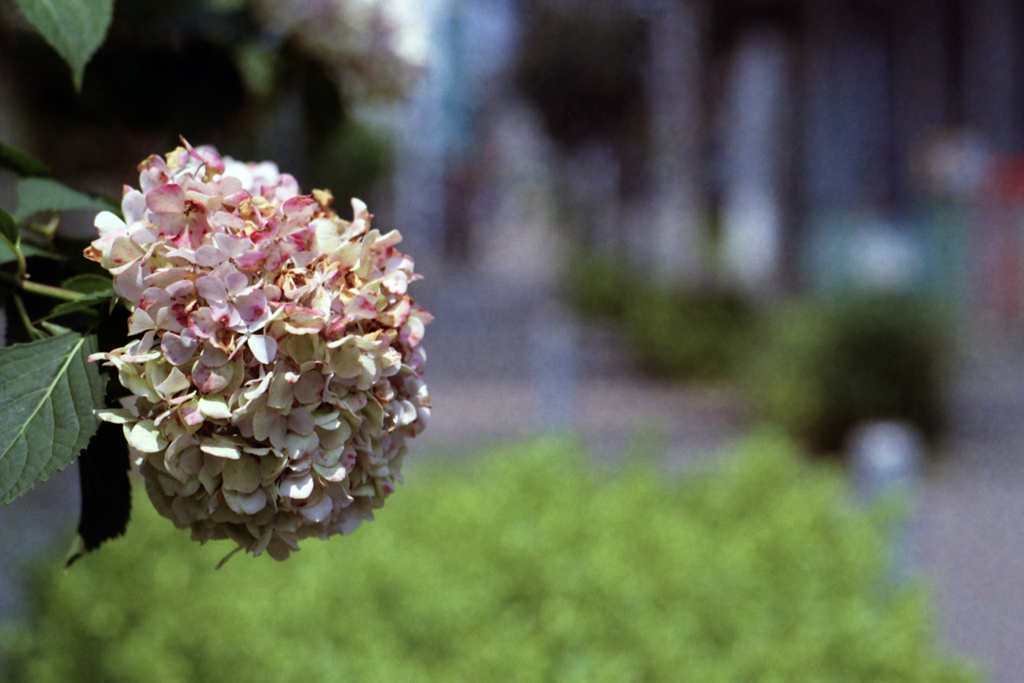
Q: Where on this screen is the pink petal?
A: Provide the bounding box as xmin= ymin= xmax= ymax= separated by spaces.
xmin=214 ymin=232 xmax=253 ymax=258
xmin=287 ymin=407 xmax=315 ymax=435
xmin=127 ymin=309 xmax=155 ymax=335
xmin=194 ymin=144 xmax=225 ymax=174
xmin=297 ymin=491 xmax=333 ymax=522
xmin=281 ymin=195 xmax=316 ymax=215
xmin=235 ymin=290 xmax=269 ymax=325
xmin=373 ymin=230 xmax=403 ymax=250
xmin=147 ymin=183 xmax=186 ymax=214
xmin=180 ymin=137 xmax=225 ymax=174
xmin=180 ymin=403 xmax=205 ymax=427
xmin=223 ymin=189 xmax=251 ymax=208
xmin=280 ymin=472 xmax=314 ymax=499
xmin=154 ymin=304 xmax=187 ymax=333
xmin=147 ymin=268 xmax=192 ymax=290
xmin=108 ymin=236 xmax=144 ymax=267
xmin=224 ymin=271 xmax=249 ymax=296
xmin=200 ymin=345 xmax=229 ymax=367
xmin=223 ymin=487 xmax=267 ymax=515
xmin=94 ymin=211 xmax=127 ymax=238
xmin=247 ymin=334 xmax=277 ymax=364
xmin=165 ymin=280 xmax=195 ymax=298
xmin=345 ymin=295 xmax=378 ymax=320
xmin=122 ymin=189 xmax=147 ymax=224
xmin=192 ymin=362 xmax=233 ymax=394
xmin=112 ymin=261 xmax=146 ymax=303
xmin=162 ymin=330 xmax=199 ymax=366
xmin=235 ymin=250 xmax=266 ymax=269
xmin=180 ymin=211 xmax=212 ymax=250
xmin=154 ymin=213 xmax=186 ymax=239
xmin=138 ymin=154 xmax=170 ymax=193
xmin=140 ymin=287 xmax=171 ymax=311
xmin=194 ymin=245 xmax=227 ymax=267
xmin=188 ymin=308 xmax=220 ymax=339
xmin=196 ymin=276 xmax=228 ymax=303
xmin=216 ymin=176 xmax=242 ymax=196
xmin=211 ymin=211 xmax=246 ymax=232
xmin=211 ymin=301 xmax=242 ymax=330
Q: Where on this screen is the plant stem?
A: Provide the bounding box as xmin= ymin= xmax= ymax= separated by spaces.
xmin=0 ymin=233 xmax=27 ymax=279
xmin=0 ymin=271 xmax=84 ymax=301
xmin=12 ymin=294 xmax=44 ymax=340
xmin=22 ymin=279 xmax=85 ymax=301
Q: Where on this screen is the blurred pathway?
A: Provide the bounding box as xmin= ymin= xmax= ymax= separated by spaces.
xmin=418 ymin=377 xmax=745 ymax=466
xmin=915 ymin=343 xmax=1024 ymax=683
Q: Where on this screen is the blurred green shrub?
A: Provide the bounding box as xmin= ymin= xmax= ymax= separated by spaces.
xmin=565 ymin=254 xmax=632 ymax=321
xmin=2 ymin=434 xmax=974 ymax=683
xmin=567 ymin=256 xmax=757 ymax=381
xmin=627 ymin=288 xmax=756 ymax=381
xmin=746 ymin=296 xmax=947 ymax=454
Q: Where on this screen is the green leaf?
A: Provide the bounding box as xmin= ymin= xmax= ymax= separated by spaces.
xmin=42 ymin=290 xmax=113 ymax=320
xmin=0 ymin=139 xmax=51 ymax=177
xmin=61 ymin=273 xmax=113 ymax=294
xmin=0 ymin=242 xmax=62 ymax=266
xmin=14 ymin=177 xmax=114 ymax=221
xmin=13 ymin=0 xmax=114 ymax=92
xmin=23 ymin=244 xmax=62 ymax=259
xmin=0 ymin=205 xmax=17 ymax=247
xmin=0 ymin=241 xmax=15 ymax=266
xmin=0 ymin=332 xmax=106 ymax=505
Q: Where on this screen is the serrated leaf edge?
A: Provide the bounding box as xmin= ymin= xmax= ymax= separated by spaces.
xmin=0 ymin=334 xmax=102 ymax=504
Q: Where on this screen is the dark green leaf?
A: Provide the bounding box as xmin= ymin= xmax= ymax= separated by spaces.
xmin=0 ymin=140 xmax=51 ymax=177
xmin=0 ymin=205 xmax=17 ymax=246
xmin=0 ymin=332 xmax=106 ymax=505
xmin=65 ymin=421 xmax=131 ymax=568
xmin=15 ymin=178 xmax=114 ymax=221
xmin=42 ymin=290 xmax=113 ymax=320
xmin=12 ymin=0 xmax=114 ymax=92
xmin=0 ymin=241 xmax=14 ymax=266
xmin=23 ymin=244 xmax=63 ymax=260
xmin=0 ymin=242 xmax=64 ymax=266
xmin=61 ymin=273 xmax=113 ymax=294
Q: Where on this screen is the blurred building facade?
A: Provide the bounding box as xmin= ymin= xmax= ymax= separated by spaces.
xmin=398 ymin=0 xmax=1024 ymax=329
xmin=3 ymin=0 xmax=1022 ymax=324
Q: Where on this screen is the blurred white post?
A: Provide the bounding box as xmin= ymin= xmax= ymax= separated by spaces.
xmin=637 ymin=0 xmax=706 ymax=285
xmin=564 ymin=142 xmax=621 ymax=253
xmin=848 ymin=421 xmax=925 ymax=583
xmin=529 ymin=301 xmax=579 ymax=432
xmin=719 ymin=29 xmax=790 ymax=296
xmin=392 ymin=0 xmax=458 ymax=269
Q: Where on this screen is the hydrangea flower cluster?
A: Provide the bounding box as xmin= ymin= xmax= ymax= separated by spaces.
xmin=86 ymin=140 xmax=431 ymax=562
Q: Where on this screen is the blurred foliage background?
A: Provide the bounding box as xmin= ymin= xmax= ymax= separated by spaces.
xmin=0 ymin=0 xmax=399 ymax=204
xmin=567 ymin=254 xmax=949 ymax=456
xmin=1 ymin=435 xmax=977 ymax=683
